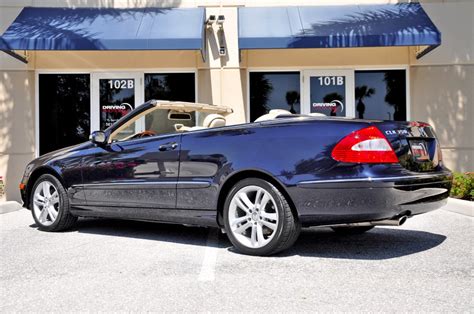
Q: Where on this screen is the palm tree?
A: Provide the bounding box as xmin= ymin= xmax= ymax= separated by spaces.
xmin=285 ymin=91 xmax=299 ymax=114
xmin=355 ymin=85 xmax=375 ymax=119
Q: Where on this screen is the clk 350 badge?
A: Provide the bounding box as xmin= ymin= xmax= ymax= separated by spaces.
xmin=385 ymin=129 xmax=410 ymax=135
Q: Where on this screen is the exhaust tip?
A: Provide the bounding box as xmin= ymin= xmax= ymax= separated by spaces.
xmin=398 ymin=215 xmax=408 ymax=226
xmin=369 ymin=215 xmax=409 ymax=226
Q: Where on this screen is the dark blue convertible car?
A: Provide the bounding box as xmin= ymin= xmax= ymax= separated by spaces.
xmin=20 ymin=100 xmax=452 ymax=255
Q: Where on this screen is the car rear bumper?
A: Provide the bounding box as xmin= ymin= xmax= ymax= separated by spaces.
xmin=289 ymin=171 xmax=452 ymax=226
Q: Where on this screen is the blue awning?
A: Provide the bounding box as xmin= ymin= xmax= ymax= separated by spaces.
xmin=0 ymin=7 xmax=205 ymax=53
xmin=239 ymin=3 xmax=441 ymax=55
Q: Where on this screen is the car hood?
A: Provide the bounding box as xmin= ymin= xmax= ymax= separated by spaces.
xmin=33 ymin=141 xmax=93 ymax=165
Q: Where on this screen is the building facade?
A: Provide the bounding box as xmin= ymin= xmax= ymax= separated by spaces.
xmin=0 ymin=0 xmax=473 ymax=202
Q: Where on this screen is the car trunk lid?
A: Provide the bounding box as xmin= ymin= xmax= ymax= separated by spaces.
xmin=374 ymin=121 xmax=442 ymax=172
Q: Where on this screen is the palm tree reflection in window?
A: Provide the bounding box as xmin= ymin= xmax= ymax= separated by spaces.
xmin=354 ymin=70 xmax=406 ymax=121
xmin=384 ymin=71 xmax=406 ymax=121
xmin=250 ymin=73 xmax=273 ymax=121
xmin=323 ymin=93 xmax=343 ymax=116
xmin=145 ymin=73 xmax=195 ymax=102
xmin=355 ymin=86 xmax=375 ymax=119
xmin=285 ymin=91 xmax=300 ymax=114
xmin=250 ymin=72 xmax=300 ymax=122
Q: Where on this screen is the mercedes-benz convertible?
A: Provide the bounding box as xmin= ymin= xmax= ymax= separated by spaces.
xmin=20 ymin=100 xmax=452 ymax=256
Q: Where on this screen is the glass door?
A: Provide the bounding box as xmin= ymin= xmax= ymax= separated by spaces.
xmin=91 ymin=72 xmax=143 ymax=132
xmin=302 ymin=70 xmax=354 ymax=118
xmin=38 ymin=73 xmax=91 ymax=155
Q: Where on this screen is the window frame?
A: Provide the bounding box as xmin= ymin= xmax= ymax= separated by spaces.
xmin=302 ymin=69 xmax=355 ymax=117
xmin=354 ymin=67 xmax=410 ymax=122
xmin=246 ymin=66 xmax=410 ymax=123
xmin=35 ymin=71 xmax=91 ymax=157
xmin=246 ymin=69 xmax=302 ymax=123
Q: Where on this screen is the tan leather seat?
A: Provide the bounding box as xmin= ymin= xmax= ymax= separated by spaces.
xmin=175 ymin=113 xmax=226 ymax=132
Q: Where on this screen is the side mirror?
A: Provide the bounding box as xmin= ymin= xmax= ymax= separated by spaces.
xmin=90 ymin=131 xmax=107 ymax=145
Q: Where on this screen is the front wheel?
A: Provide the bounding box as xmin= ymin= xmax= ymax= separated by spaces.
xmin=223 ymin=178 xmax=300 ymax=256
xmin=30 ymin=174 xmax=77 ymax=231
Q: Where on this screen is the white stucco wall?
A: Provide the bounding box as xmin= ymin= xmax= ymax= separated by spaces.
xmin=410 ymin=1 xmax=474 ymax=171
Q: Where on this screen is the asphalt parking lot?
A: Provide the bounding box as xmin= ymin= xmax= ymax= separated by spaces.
xmin=1 ymin=207 xmax=472 ymax=312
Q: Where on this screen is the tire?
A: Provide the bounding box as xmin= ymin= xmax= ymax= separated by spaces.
xmin=30 ymin=174 xmax=77 ymax=232
xmin=223 ymin=178 xmax=300 ymax=256
xmin=331 ymin=226 xmax=374 ymax=235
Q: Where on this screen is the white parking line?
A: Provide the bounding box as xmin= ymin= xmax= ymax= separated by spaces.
xmin=198 ymin=229 xmax=219 ymax=282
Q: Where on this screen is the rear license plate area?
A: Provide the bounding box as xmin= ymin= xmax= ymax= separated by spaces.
xmin=409 ymin=140 xmax=430 ymax=161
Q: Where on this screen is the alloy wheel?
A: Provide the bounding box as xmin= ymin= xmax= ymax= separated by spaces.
xmin=228 ymin=185 xmax=279 ymax=248
xmin=33 ymin=181 xmax=60 ymax=226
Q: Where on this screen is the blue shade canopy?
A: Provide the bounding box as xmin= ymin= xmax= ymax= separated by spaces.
xmin=0 ymin=7 xmax=205 ymax=50
xmin=238 ymin=3 xmax=441 ymax=50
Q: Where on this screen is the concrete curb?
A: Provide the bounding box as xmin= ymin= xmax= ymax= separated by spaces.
xmin=442 ymin=198 xmax=474 ymax=217
xmin=0 ymin=201 xmax=23 ymax=214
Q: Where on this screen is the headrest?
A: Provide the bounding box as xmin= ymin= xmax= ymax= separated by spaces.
xmin=255 ymin=109 xmax=292 ymax=122
xmin=203 ymin=114 xmax=226 ymax=128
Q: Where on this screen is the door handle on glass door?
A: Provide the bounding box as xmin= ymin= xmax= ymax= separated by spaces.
xmin=159 ymin=142 xmax=179 ymax=151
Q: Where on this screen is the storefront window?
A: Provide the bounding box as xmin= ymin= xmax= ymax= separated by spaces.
xmin=249 ymin=72 xmax=300 ymax=122
xmin=354 ymin=70 xmax=406 ymax=121
xmin=39 ymin=74 xmax=90 ymax=155
xmin=144 ymin=73 xmax=195 ymax=102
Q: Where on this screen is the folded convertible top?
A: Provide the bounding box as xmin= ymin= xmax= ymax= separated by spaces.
xmin=150 ymin=100 xmax=233 ymax=115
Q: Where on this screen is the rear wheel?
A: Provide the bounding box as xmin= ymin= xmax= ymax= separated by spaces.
xmin=331 ymin=226 xmax=374 ymax=235
xmin=30 ymin=174 xmax=77 ymax=231
xmin=223 ymin=178 xmax=300 ymax=256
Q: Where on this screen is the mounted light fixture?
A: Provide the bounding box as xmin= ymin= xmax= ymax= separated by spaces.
xmin=217 ymin=15 xmax=225 ymax=27
xmin=219 ymin=46 xmax=227 ymax=57
xmin=217 ymin=15 xmax=226 ymax=57
xmin=205 ymin=15 xmax=216 ymax=27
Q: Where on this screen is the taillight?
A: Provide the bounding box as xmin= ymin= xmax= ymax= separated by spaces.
xmin=409 ymin=121 xmax=431 ymax=128
xmin=331 ymin=126 xmax=399 ymax=163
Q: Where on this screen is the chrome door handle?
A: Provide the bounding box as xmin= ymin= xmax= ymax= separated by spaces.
xmin=159 ymin=142 xmax=179 ymax=151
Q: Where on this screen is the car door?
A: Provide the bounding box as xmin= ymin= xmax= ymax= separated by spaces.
xmin=81 ymin=134 xmax=181 ymax=210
